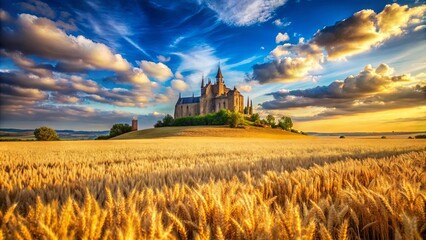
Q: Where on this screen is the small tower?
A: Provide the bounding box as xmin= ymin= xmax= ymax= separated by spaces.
xmin=201 ymin=74 xmax=205 ymax=88
xmin=131 ymin=116 xmax=138 ymax=131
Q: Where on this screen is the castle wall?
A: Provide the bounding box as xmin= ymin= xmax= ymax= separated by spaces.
xmin=175 ymin=103 xmax=200 ymax=118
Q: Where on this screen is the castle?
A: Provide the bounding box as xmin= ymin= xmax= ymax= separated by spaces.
xmin=174 ymin=65 xmax=251 ymax=118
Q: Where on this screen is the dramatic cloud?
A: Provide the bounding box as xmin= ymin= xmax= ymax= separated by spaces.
xmin=1 ymin=13 xmax=131 ymax=72
xmin=171 ymin=79 xmax=189 ymax=92
xmin=275 ymin=32 xmax=289 ymax=44
xmin=202 ymin=0 xmax=287 ymax=26
xmin=140 ymin=61 xmax=173 ymax=82
xmin=252 ymin=3 xmax=426 ymax=84
xmin=312 ymin=4 xmax=425 ymax=60
xmin=1 ymin=50 xmax=52 ymax=77
xmin=261 ymin=64 xmax=426 ymax=119
xmin=254 ymin=40 xmax=324 ymax=83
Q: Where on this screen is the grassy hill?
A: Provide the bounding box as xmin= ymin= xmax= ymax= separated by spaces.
xmin=112 ymin=125 xmax=311 ymax=139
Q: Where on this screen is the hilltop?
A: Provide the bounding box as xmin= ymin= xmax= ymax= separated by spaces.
xmin=112 ymin=125 xmax=311 ymax=139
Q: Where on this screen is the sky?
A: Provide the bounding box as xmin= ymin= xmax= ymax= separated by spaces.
xmin=0 ymin=0 xmax=425 ymax=131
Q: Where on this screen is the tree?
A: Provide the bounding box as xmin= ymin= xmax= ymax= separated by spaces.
xmin=34 ymin=126 xmax=59 ymax=141
xmin=154 ymin=120 xmax=163 ymax=128
xmin=278 ymin=116 xmax=293 ymax=131
xmin=250 ymin=113 xmax=260 ymax=122
xmin=162 ymin=114 xmax=174 ymax=126
xmin=109 ymin=123 xmax=132 ymax=138
xmin=243 ymin=107 xmax=248 ymax=114
xmin=228 ymin=111 xmax=244 ymax=128
xmin=266 ymin=114 xmax=276 ymax=127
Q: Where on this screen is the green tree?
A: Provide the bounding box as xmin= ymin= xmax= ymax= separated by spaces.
xmin=266 ymin=114 xmax=276 ymax=127
xmin=243 ymin=107 xmax=248 ymax=114
xmin=162 ymin=114 xmax=174 ymax=126
xmin=109 ymin=123 xmax=132 ymax=137
xmin=34 ymin=126 xmax=59 ymax=141
xmin=278 ymin=116 xmax=293 ymax=130
xmin=228 ymin=111 xmax=244 ymax=128
xmin=250 ymin=113 xmax=260 ymax=122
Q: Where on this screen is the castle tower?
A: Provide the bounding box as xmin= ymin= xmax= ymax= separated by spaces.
xmin=216 ymin=64 xmax=225 ymax=96
xmin=131 ymin=116 xmax=138 ymax=131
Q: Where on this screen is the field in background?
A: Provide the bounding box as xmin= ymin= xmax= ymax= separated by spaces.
xmin=0 ymin=138 xmax=425 ymax=239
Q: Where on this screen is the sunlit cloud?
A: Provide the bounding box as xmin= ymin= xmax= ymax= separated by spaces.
xmin=261 ymin=64 xmax=425 ymax=120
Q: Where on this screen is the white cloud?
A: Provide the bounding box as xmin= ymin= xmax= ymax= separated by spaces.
xmin=272 ymin=18 xmax=291 ymax=27
xmin=171 ymin=79 xmax=189 ymax=92
xmin=275 ymin=32 xmax=290 ymax=44
xmin=157 ymin=55 xmax=171 ymax=62
xmin=202 ymin=0 xmax=288 ymax=26
xmin=140 ymin=61 xmax=173 ymax=82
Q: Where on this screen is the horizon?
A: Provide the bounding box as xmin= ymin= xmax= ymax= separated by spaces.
xmin=0 ymin=0 xmax=425 ymax=132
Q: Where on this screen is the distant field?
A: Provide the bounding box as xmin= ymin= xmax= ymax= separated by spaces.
xmin=113 ymin=125 xmax=310 ymax=139
xmin=0 ymin=138 xmax=425 ymax=239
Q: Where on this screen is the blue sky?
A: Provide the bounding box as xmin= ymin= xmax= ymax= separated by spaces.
xmin=0 ymin=0 xmax=425 ymax=131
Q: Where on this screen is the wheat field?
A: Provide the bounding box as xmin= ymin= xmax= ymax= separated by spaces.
xmin=0 ymin=138 xmax=425 ymax=239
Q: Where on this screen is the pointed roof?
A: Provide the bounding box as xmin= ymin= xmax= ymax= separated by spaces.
xmin=216 ymin=65 xmax=223 ymax=79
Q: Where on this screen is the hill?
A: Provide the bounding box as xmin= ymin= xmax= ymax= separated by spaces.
xmin=0 ymin=128 xmax=109 ymax=140
xmin=112 ymin=125 xmax=311 ymax=139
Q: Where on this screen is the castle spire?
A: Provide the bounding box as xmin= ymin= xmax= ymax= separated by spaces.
xmin=216 ymin=63 xmax=223 ymax=83
xmin=179 ymin=92 xmax=181 ymax=99
xmin=201 ymin=74 xmax=204 ymax=88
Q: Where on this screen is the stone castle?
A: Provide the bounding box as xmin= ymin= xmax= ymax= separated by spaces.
xmin=174 ymin=65 xmax=250 ymax=118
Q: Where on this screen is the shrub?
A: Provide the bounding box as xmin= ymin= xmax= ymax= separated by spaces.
xmin=95 ymin=135 xmax=110 ymax=140
xmin=340 ymin=136 xmax=345 ymax=139
xmin=408 ymin=136 xmax=413 ymax=139
xmin=109 ymin=124 xmax=132 ymax=138
xmin=155 ymin=110 xmax=231 ymax=127
xmin=228 ymin=111 xmax=244 ymax=128
xmin=415 ymin=134 xmax=426 ymax=139
xmin=34 ymin=126 xmax=59 ymax=141
xmin=278 ymin=116 xmax=293 ymax=131
xmin=250 ymin=113 xmax=260 ymax=122
xmin=381 ymin=136 xmax=387 ymax=139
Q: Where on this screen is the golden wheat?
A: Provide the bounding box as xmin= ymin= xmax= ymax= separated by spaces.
xmin=0 ymin=138 xmax=425 ymax=239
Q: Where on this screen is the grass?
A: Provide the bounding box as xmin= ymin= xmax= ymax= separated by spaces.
xmin=113 ymin=125 xmax=309 ymax=139
xmin=0 ymin=138 xmax=425 ymax=239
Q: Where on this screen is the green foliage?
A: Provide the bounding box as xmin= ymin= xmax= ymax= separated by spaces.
xmin=243 ymin=107 xmax=248 ymax=114
xmin=155 ymin=109 xmax=232 ymax=127
xmin=34 ymin=126 xmax=59 ymax=141
xmin=415 ymin=134 xmax=426 ymax=139
xmin=266 ymin=114 xmax=276 ymax=127
xmin=162 ymin=114 xmax=174 ymax=126
xmin=278 ymin=116 xmax=293 ymax=131
xmin=228 ymin=111 xmax=244 ymax=128
xmin=95 ymin=135 xmax=110 ymax=140
xmin=250 ymin=113 xmax=260 ymax=122
xmin=109 ymin=124 xmax=132 ymax=138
